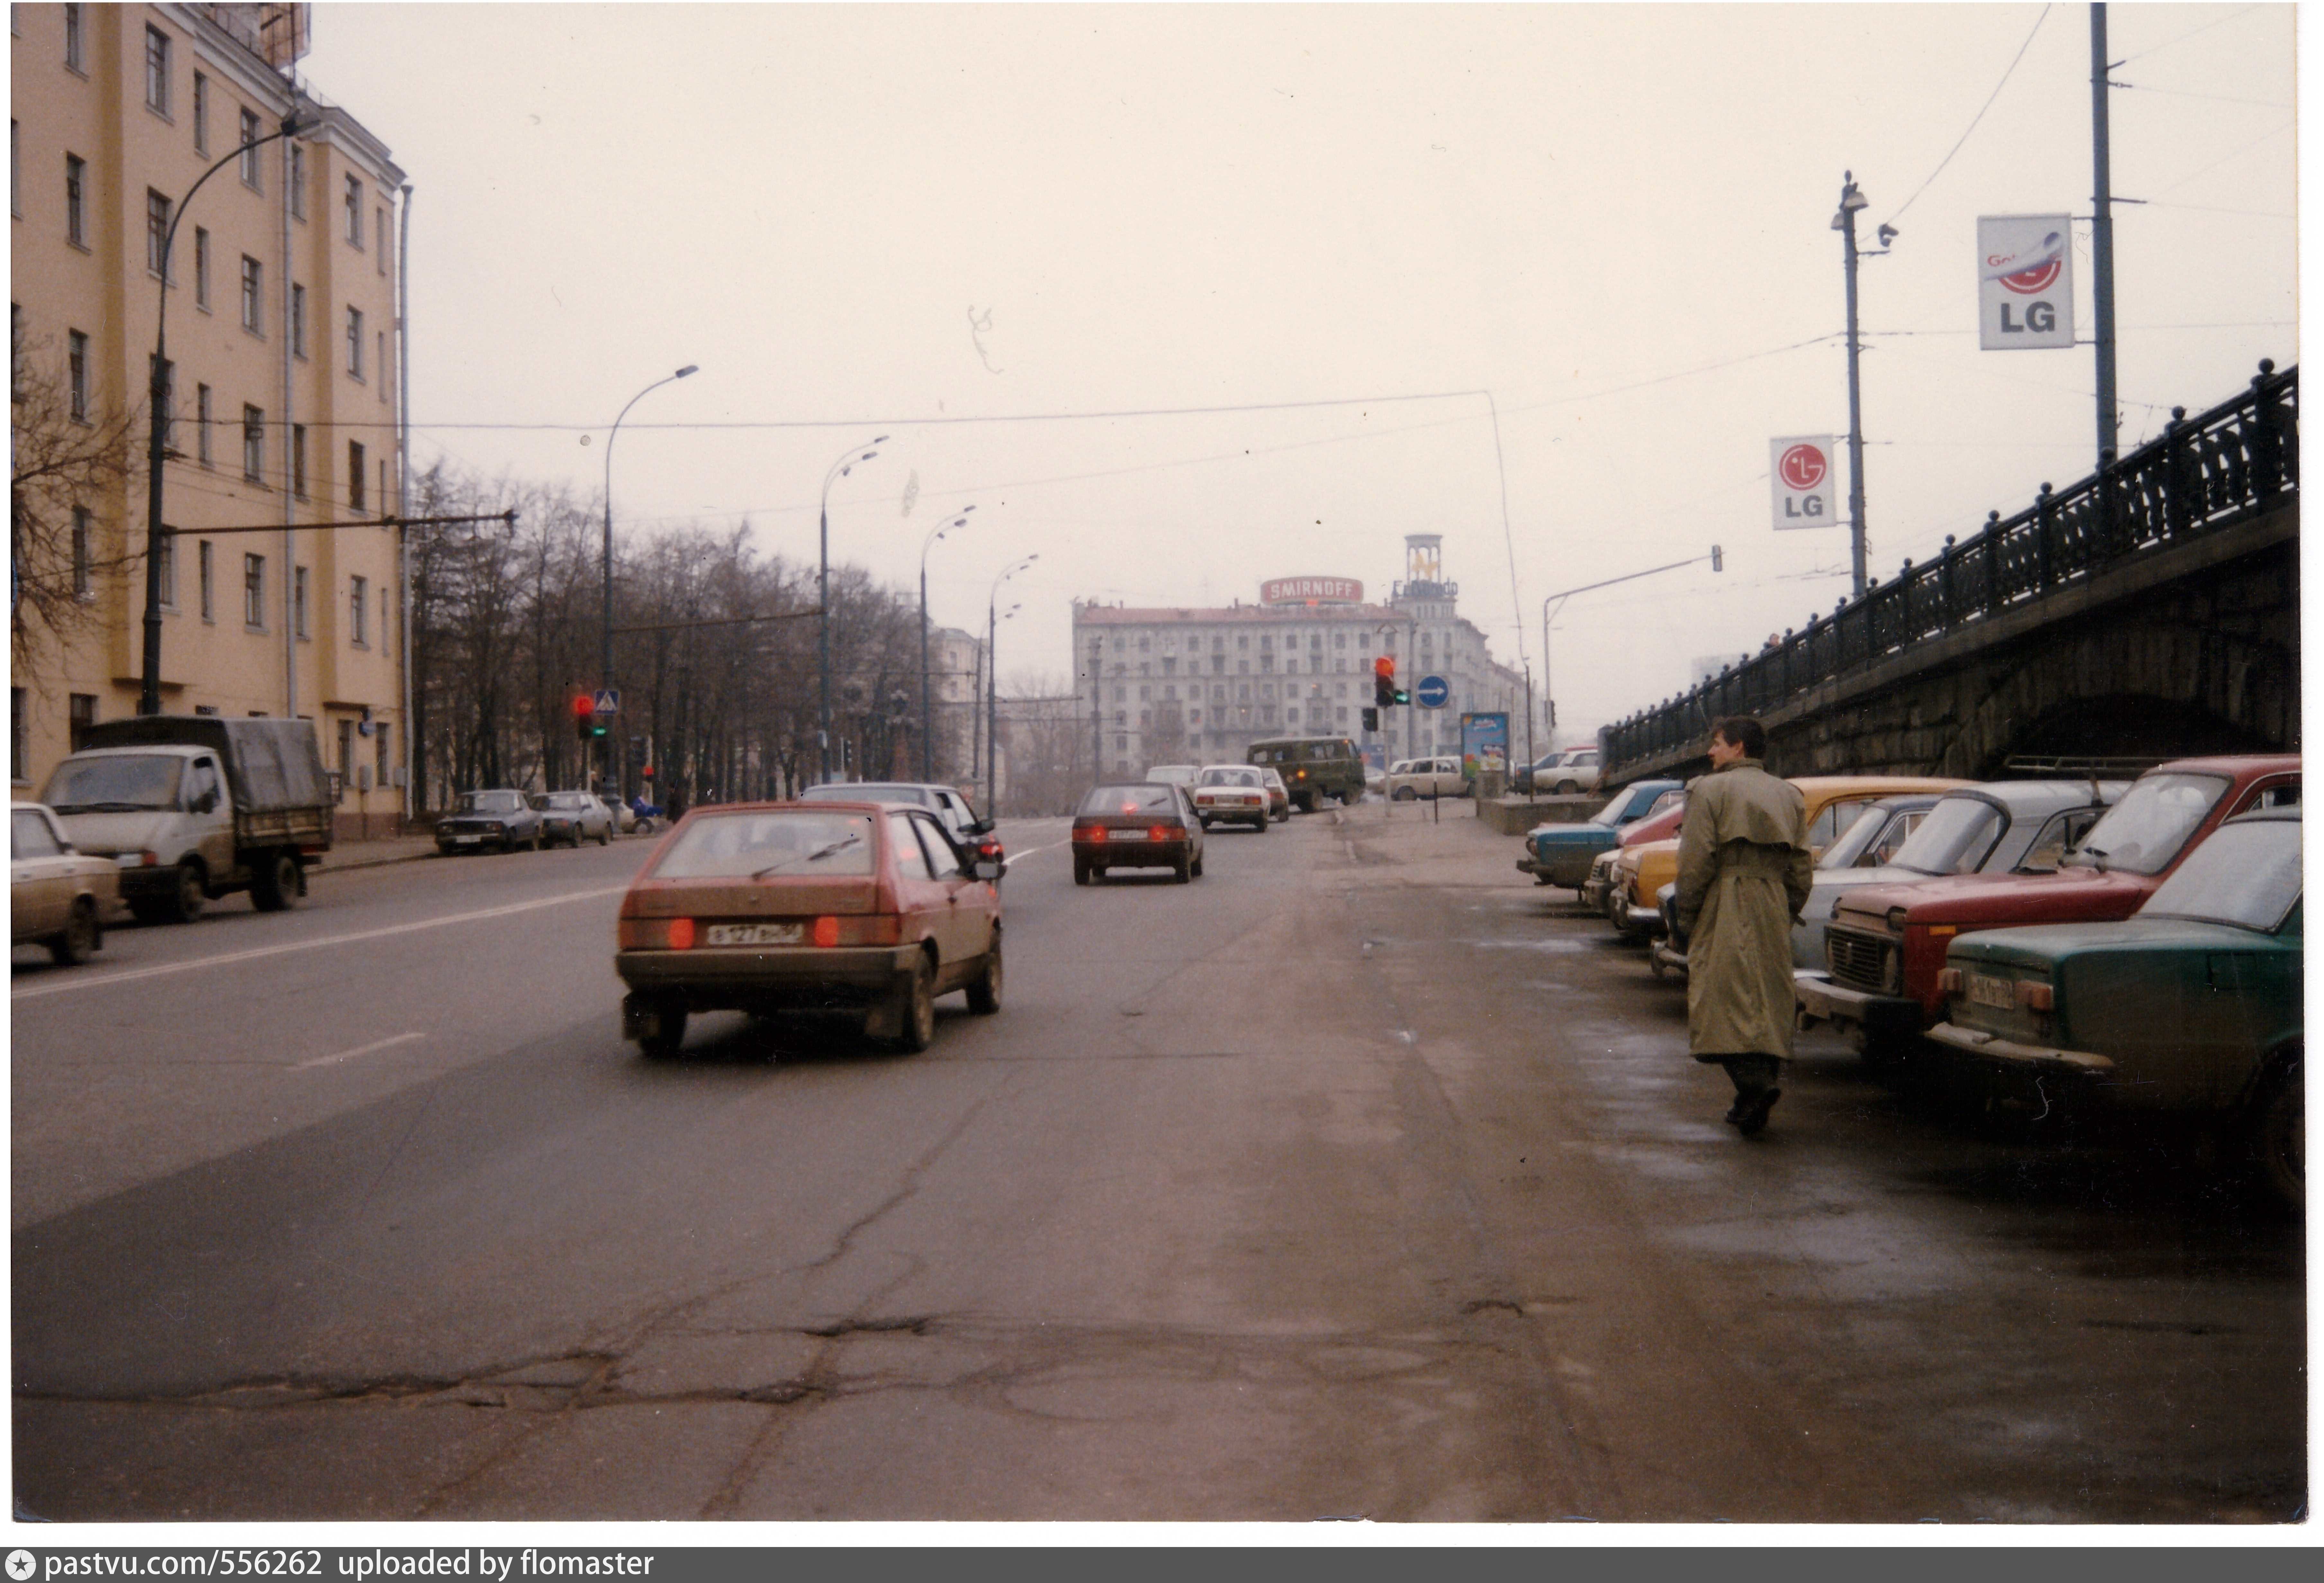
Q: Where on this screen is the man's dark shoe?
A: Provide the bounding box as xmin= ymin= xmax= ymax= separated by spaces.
xmin=1722 ymin=1098 xmax=1749 ymax=1127
xmin=1736 ymin=1087 xmax=1782 ymax=1137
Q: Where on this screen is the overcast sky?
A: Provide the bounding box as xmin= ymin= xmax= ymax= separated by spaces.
xmin=300 ymin=3 xmax=2298 ymax=741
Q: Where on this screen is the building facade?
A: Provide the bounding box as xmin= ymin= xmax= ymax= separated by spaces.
xmin=11 ymin=3 xmax=409 ymax=836
xmin=1071 ymin=536 xmax=1538 ymax=779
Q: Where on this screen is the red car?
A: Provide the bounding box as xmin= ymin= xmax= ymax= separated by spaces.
xmin=614 ymin=800 xmax=1003 ymax=1058
xmin=1071 ymin=782 xmax=1207 ymax=884
xmin=1798 ymin=754 xmax=2300 ymax=1050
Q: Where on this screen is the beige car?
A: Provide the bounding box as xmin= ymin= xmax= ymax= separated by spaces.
xmin=1192 ymin=764 xmax=1271 ymax=831
xmin=13 ymin=802 xmax=119 ymax=966
xmin=1385 ymin=756 xmax=1470 ymax=801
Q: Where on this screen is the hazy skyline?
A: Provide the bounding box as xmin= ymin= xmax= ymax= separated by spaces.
xmin=300 ymin=3 xmax=2298 ymax=740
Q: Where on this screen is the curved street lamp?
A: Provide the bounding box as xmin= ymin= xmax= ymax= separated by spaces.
xmin=601 ymin=365 xmax=697 ymax=800
xmin=917 ymin=505 xmax=976 ymax=781
xmin=139 ymin=112 xmax=314 ymax=715
xmin=984 ymin=554 xmax=1037 ymax=816
xmin=818 ymin=436 xmax=888 ymax=783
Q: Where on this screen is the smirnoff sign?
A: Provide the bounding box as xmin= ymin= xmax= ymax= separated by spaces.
xmin=1261 ymin=577 xmax=1363 ymax=606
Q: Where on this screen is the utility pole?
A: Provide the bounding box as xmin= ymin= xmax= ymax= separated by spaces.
xmin=2090 ymin=3 xmax=2120 ymax=467
xmin=1835 ymin=173 xmax=1871 ymax=598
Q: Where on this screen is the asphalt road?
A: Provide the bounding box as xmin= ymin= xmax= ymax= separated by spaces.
xmin=11 ymin=807 xmax=2306 ymax=1521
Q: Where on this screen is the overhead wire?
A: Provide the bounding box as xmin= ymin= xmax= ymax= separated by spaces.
xmin=1881 ymin=4 xmax=2052 ymax=226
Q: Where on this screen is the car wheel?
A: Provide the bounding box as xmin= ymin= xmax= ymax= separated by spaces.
xmin=163 ymin=860 xmax=206 ymax=924
xmin=2250 ymin=1055 xmax=2303 ymax=1212
xmin=250 ymin=851 xmax=301 ymax=912
xmin=967 ymin=931 xmax=1003 ymax=1015
xmin=1174 ymin=854 xmax=1192 ymax=883
xmin=1253 ymin=814 xmax=1268 ymax=833
xmin=1073 ymin=861 xmax=1091 ymax=886
xmin=1556 ymin=780 xmax=1579 ymax=794
xmin=892 ymin=952 xmax=938 ymax=1053
xmin=1392 ymin=786 xmax=1416 ymax=801
xmin=529 ymin=828 xmax=543 ymax=852
xmin=1191 ymin=851 xmax=1204 ymax=878
xmin=635 ymin=999 xmax=688 ymax=1060
xmin=49 ymin=897 xmax=99 ymax=966
xmin=598 ymin=825 xmax=612 ymax=846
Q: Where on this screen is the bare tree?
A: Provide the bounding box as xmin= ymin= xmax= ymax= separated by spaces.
xmin=10 ymin=324 xmax=140 ymax=672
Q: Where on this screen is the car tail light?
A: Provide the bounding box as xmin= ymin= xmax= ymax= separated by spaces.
xmin=1936 ymin=968 xmax=1963 ymax=995
xmin=1072 ymin=823 xmax=1104 ymax=843
xmin=620 ymin=917 xmax=696 ymax=950
xmin=2016 ymin=981 xmax=2053 ymax=1011
xmin=1149 ymin=825 xmax=1174 ymax=843
xmin=139 ymin=849 xmax=160 ymax=867
xmin=809 ymin=914 xmax=900 ymax=947
xmin=812 ymin=916 xmax=840 ymax=948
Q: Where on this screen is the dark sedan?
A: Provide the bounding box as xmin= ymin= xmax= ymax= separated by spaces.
xmin=435 ymin=789 xmax=544 ymax=854
xmin=1071 ymin=782 xmax=1206 ymax=884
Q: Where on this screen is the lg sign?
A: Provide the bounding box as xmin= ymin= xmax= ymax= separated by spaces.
xmin=1978 ymin=215 xmax=2074 ymax=351
xmin=1777 ymin=444 xmax=1827 ymax=493
xmin=1769 ymin=436 xmax=1836 ymax=531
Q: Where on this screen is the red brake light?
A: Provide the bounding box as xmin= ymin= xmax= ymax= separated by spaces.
xmin=812 ymin=916 xmax=840 ymax=948
xmin=1149 ymin=825 xmax=1170 ymax=842
xmin=667 ymin=917 xmax=697 ymax=950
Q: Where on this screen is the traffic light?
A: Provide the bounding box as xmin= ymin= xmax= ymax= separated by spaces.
xmin=572 ymin=694 xmax=597 ymax=744
xmin=1710 ymin=543 xmax=1723 ymax=572
xmin=1361 ymin=706 xmax=1380 ymax=733
xmin=1373 ymin=655 xmax=1397 ymax=709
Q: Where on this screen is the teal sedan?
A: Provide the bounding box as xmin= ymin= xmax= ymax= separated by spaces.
xmin=1515 ymin=779 xmax=1684 ymax=890
xmin=1926 ymin=808 xmax=2302 ymax=1208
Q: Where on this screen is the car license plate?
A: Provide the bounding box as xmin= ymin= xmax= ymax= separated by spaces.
xmin=1967 ymin=972 xmax=2015 ymax=1010
xmin=1109 ymin=829 xmax=1150 ymax=841
xmin=455 ymin=835 xmax=481 ymax=845
xmin=706 ymin=922 xmax=804 ymax=946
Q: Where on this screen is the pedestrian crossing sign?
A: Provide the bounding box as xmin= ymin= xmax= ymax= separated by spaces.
xmin=593 ymin=690 xmax=620 ymax=715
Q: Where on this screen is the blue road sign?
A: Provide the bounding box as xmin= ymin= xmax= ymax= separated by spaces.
xmin=593 ymin=689 xmax=621 ymax=715
xmin=1415 ymin=674 xmax=1451 ymax=709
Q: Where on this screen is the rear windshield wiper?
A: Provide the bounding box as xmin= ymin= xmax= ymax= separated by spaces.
xmin=753 ymin=832 xmax=862 ymax=878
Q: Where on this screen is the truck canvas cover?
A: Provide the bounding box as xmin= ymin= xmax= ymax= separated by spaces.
xmin=78 ymin=717 xmax=330 ymax=815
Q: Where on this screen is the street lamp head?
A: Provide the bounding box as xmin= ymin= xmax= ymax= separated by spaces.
xmin=675 ymin=364 xmax=699 ymax=379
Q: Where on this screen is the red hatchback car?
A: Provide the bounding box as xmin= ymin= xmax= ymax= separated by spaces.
xmin=614 ymin=800 xmax=1002 ymax=1058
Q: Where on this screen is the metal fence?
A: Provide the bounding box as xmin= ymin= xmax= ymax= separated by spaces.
xmin=1604 ymin=361 xmax=2298 ymax=770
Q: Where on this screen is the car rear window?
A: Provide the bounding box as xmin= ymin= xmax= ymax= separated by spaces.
xmin=1199 ymin=766 xmax=1262 ymax=787
xmin=652 ymin=810 xmax=878 ymax=878
xmin=1080 ymin=784 xmax=1178 ymax=815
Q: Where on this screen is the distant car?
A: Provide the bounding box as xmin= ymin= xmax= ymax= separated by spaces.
xmin=12 ymin=802 xmax=118 ymax=966
xmin=437 ymin=789 xmax=544 ymax=854
xmin=1386 ymin=756 xmax=1468 ymax=801
xmin=1515 ymin=779 xmax=1685 ymax=890
xmin=799 ymin=781 xmax=1003 ymax=874
xmin=1509 ymin=752 xmax=1564 ymax=795
xmin=1258 ymin=767 xmax=1292 ymax=822
xmin=1145 ymin=765 xmax=1201 ymax=790
xmin=536 ymin=790 xmax=615 ymax=848
xmin=1926 ymin=808 xmax=2302 ymax=1209
xmin=614 ymin=800 xmax=1003 ymax=1058
xmin=1543 ymin=748 xmax=1602 ymax=795
xmin=1071 ymin=782 xmax=1206 ymax=883
xmin=1247 ymin=736 xmax=1365 ymax=810
xmin=1191 ymin=764 xmax=1270 ymax=832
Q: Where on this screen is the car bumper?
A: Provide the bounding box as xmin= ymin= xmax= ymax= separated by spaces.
xmin=1578 ymin=877 xmax=1614 ymax=912
xmin=1650 ymin=938 xmax=1689 ymax=977
xmin=1620 ymin=902 xmax=1662 ymax=934
xmin=1793 ymin=970 xmax=1924 ymax=1035
xmin=1073 ymin=839 xmax=1188 ymax=866
xmin=1924 ymin=1021 xmax=2116 ymax=1077
xmin=615 ymin=943 xmax=918 ymax=1009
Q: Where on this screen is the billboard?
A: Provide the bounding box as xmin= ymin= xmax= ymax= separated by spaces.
xmin=1978 ymin=215 xmax=2075 ymax=351
xmin=1460 ymin=712 xmax=1510 ymax=783
xmin=1770 ymin=436 xmax=1837 ymax=530
xmin=1261 ymin=577 xmax=1363 ymax=606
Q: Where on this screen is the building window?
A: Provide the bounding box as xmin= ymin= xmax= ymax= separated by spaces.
xmin=345 ymin=175 xmax=363 ymax=246
xmin=376 ymin=206 xmax=388 ymax=274
xmin=337 ymin=718 xmax=353 ymax=781
xmin=63 ymin=4 xmax=83 ymax=71
xmin=71 ymin=508 xmax=91 ymax=597
xmin=144 ymin=25 xmax=171 ymax=116
xmin=238 ymin=109 xmax=262 ymax=188
xmin=377 ymin=331 xmax=388 ymax=400
xmin=375 ymin=721 xmax=392 ymax=786
xmin=192 ymin=71 xmax=208 ymax=151
xmin=67 ymin=330 xmax=88 ymax=421
xmin=350 ymin=575 xmax=368 ymax=646
xmin=146 ymin=189 xmax=173 ymax=277
xmin=346 ymin=306 xmax=364 ymax=378
xmin=193 ymin=227 xmax=210 ymax=308
xmin=240 ymin=255 xmax=263 ymax=332
xmin=288 ymin=143 xmax=305 ymax=219
xmin=65 ymin=154 xmax=85 ymax=247
xmin=243 ymin=554 xmax=265 ymax=628
xmin=69 ymin=693 xmax=97 ymax=751
xmin=348 ymin=441 xmax=366 ymax=509
xmin=196 ymin=384 xmax=213 ymax=465
xmin=198 ymin=540 xmax=214 ymax=621
xmin=290 ymin=283 xmax=306 ymax=356
xmin=242 ymin=404 xmax=264 ymax=481
xmin=294 ymin=566 xmax=309 ymax=638
xmin=157 ymin=530 xmax=177 ymax=609
xmin=290 ymin=424 xmax=306 ymax=497
xmin=380 ymin=588 xmax=391 ymax=657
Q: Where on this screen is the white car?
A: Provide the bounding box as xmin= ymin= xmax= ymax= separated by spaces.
xmin=1191 ymin=764 xmax=1270 ymax=832
xmin=1385 ymin=756 xmax=1469 ymax=801
xmin=1543 ymin=748 xmax=1601 ymax=795
xmin=1145 ymin=764 xmax=1201 ymax=790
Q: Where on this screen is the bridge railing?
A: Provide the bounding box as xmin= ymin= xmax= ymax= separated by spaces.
xmin=1605 ymin=361 xmax=2297 ymax=769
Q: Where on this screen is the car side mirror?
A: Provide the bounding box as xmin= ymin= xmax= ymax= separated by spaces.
xmin=969 ymin=817 xmax=994 ymax=836
xmin=973 ymin=857 xmax=1004 ymax=882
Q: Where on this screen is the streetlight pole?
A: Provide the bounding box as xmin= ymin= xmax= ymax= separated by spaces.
xmin=818 ymin=436 xmax=888 ymax=785
xmin=1831 ymin=173 xmax=1893 ymax=599
xmin=985 ymin=554 xmax=1037 ymax=816
xmin=140 ymin=113 xmax=311 ymax=715
xmin=918 ymin=505 xmax=976 ymax=781
xmin=602 ymin=365 xmax=696 ymax=803
xmin=1540 ymin=548 xmax=1722 ymax=744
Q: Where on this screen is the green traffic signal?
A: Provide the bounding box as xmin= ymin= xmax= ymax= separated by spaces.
xmin=1393 ymin=688 xmax=1410 ymax=705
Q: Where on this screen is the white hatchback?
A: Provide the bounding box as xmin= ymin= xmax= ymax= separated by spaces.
xmin=1191 ymin=765 xmax=1270 ymax=831
xmin=1385 ymin=757 xmax=1469 ymax=800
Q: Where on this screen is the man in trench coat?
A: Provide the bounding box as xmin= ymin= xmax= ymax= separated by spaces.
xmin=1673 ymin=717 xmax=1813 ymax=1135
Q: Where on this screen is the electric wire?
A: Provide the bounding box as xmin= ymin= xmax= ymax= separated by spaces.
xmin=1882 ymin=4 xmax=2052 ymax=226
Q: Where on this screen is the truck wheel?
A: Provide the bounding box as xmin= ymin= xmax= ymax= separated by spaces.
xmin=162 ymin=860 xmax=207 ymax=923
xmin=49 ymin=897 xmax=99 ymax=966
xmin=251 ymin=852 xmax=301 ymax=912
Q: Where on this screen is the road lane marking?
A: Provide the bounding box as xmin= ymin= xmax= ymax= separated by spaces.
xmin=1006 ymin=839 xmax=1068 ymax=864
xmin=294 ymin=1031 xmax=426 ymax=1070
xmin=11 ymin=883 xmax=632 ymax=1002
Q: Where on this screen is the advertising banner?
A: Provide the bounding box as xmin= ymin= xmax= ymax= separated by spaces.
xmin=1459 ymin=712 xmax=1510 ymax=782
xmin=1770 ymin=436 xmax=1837 ymax=530
xmin=1978 ymin=215 xmax=2075 ymax=350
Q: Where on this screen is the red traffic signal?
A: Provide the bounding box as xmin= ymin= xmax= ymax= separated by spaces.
xmin=572 ymin=693 xmax=596 ymax=717
xmin=1373 ymin=654 xmax=1397 ymax=709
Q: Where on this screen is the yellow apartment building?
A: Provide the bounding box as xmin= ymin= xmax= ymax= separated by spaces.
xmin=11 ymin=3 xmax=410 ymax=836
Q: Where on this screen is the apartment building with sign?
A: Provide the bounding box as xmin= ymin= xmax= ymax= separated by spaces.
xmin=11 ymin=3 xmax=409 ymax=835
xmin=1071 ymin=536 xmax=1538 ymax=779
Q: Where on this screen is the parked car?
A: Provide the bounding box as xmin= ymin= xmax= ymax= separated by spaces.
xmin=1798 ymin=754 xmax=2300 ymax=1053
xmin=1509 ymin=752 xmax=1563 ymax=796
xmin=1609 ymin=775 xmax=1970 ymax=939
xmin=1071 ymin=782 xmax=1206 ymax=883
xmin=1145 ymin=765 xmax=1202 ymax=790
xmin=1247 ymin=736 xmax=1365 ymax=810
xmin=1581 ymin=798 xmax=1692 ymax=917
xmin=1259 ymin=767 xmax=1292 ymax=822
xmin=1515 ymin=779 xmax=1685 ymax=889
xmin=536 ymin=790 xmax=615 ymax=847
xmin=1386 ymin=756 xmax=1469 ymax=801
xmin=798 ymin=782 xmax=1003 ymax=874
xmin=42 ymin=715 xmax=332 ymax=922
xmin=12 ymin=802 xmax=118 ymax=966
xmin=1192 ymin=764 xmax=1270 ymax=832
xmin=436 ymin=789 xmax=545 ymax=855
xmin=614 ymin=800 xmax=1003 ymax=1058
xmin=1542 ymin=748 xmax=1603 ymax=795
xmin=1924 ymin=807 xmax=2302 ymax=1208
